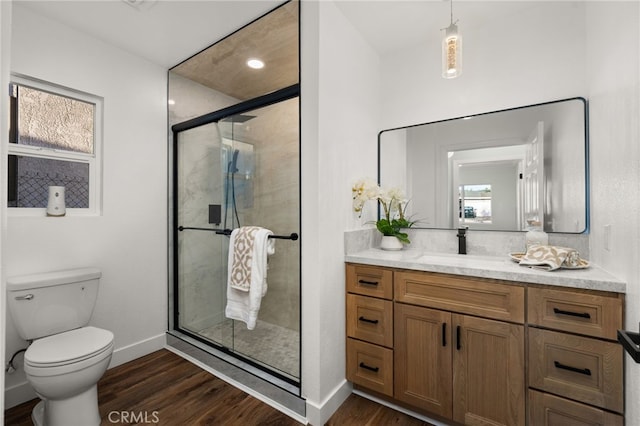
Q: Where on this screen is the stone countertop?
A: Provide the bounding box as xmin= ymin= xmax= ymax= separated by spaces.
xmin=345 ymin=249 xmax=626 ymax=293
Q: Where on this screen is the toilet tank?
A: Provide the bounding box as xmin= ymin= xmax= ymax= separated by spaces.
xmin=7 ymin=268 xmax=102 ymax=340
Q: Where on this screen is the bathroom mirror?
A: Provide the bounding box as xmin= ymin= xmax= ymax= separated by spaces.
xmin=379 ymin=98 xmax=588 ymax=233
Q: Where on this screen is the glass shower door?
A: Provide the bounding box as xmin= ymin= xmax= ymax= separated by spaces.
xmin=174 ymin=97 xmax=300 ymax=383
xmin=175 ymin=122 xmax=233 ymax=350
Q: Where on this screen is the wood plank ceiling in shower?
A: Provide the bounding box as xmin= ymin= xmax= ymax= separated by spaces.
xmin=170 ymin=0 xmax=299 ymax=101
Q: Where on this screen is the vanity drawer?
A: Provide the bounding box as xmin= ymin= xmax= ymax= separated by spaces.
xmin=346 ymin=338 xmax=393 ymax=397
xmin=528 ymin=286 xmax=623 ymax=340
xmin=346 ymin=263 xmax=393 ymax=300
xmin=394 ymin=271 xmax=525 ymax=323
xmin=347 ymin=294 xmax=393 ymax=347
xmin=528 ymin=389 xmax=623 ymax=426
xmin=528 ymin=328 xmax=623 ymax=413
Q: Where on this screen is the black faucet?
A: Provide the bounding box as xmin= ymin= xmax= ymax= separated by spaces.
xmin=457 ymin=227 xmax=468 ymax=255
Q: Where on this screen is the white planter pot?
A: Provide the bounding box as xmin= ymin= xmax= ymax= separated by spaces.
xmin=380 ymin=235 xmax=403 ymax=251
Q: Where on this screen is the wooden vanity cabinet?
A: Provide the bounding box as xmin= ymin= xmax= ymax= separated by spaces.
xmin=345 ymin=263 xmax=625 ymax=426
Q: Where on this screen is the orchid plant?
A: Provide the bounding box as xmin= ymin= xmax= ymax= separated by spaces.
xmin=352 ymin=178 xmax=414 ymax=244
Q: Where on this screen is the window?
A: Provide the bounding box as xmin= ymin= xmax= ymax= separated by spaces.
xmin=8 ymin=75 xmax=102 ymax=215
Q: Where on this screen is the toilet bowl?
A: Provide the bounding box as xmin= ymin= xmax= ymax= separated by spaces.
xmin=7 ymin=268 xmax=114 ymax=426
xmin=25 ymin=327 xmax=114 ymax=426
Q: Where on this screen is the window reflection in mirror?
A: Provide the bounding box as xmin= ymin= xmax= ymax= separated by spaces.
xmin=459 ymin=184 xmax=492 ymax=226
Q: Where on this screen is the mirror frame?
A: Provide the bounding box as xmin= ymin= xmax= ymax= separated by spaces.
xmin=378 ymin=97 xmax=590 ymax=233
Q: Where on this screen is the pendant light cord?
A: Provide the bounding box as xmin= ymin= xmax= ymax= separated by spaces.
xmin=449 ymin=0 xmax=458 ymax=26
xmin=450 ymin=0 xmax=453 ymax=25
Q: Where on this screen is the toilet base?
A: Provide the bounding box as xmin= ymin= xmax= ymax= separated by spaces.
xmin=31 ymin=400 xmax=44 ymax=426
xmin=31 ymin=384 xmax=101 ymax=426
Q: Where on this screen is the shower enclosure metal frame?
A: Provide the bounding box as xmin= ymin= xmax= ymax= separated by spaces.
xmin=170 ymin=84 xmax=301 ymax=388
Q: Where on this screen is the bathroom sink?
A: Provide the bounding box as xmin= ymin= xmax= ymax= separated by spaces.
xmin=417 ymin=252 xmax=461 ymax=260
xmin=415 ymin=252 xmax=507 ymax=267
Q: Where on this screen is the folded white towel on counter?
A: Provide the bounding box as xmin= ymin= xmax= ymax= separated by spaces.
xmin=225 ymin=226 xmax=275 ymax=330
xmin=519 ymin=244 xmax=581 ymax=271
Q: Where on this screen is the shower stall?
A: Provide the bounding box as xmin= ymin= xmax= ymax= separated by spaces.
xmin=171 ymin=87 xmax=300 ymax=387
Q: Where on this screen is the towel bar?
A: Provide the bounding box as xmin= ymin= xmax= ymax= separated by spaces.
xmin=178 ymin=226 xmax=299 ymax=241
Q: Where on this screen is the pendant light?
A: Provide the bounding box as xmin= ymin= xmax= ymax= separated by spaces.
xmin=442 ymin=0 xmax=462 ymax=79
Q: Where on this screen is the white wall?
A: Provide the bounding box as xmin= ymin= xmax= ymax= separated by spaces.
xmin=4 ymin=5 xmax=168 ymax=407
xmin=300 ymin=1 xmax=381 ymax=423
xmin=380 ymin=2 xmax=587 ymax=129
xmin=586 ymin=2 xmax=640 ymax=424
xmin=0 ymin=0 xmax=11 ymax=417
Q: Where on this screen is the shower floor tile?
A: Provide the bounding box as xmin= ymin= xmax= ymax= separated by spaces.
xmin=199 ymin=319 xmax=299 ymax=379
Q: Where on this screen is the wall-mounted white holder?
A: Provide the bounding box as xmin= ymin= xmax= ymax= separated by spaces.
xmin=46 ymin=186 xmax=66 ymax=217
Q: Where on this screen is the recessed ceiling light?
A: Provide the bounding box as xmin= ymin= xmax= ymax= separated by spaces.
xmin=247 ymin=59 xmax=265 ymax=69
xmin=168 ymin=99 xmax=176 ymax=105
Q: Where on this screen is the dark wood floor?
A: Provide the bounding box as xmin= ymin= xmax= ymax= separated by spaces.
xmin=5 ymin=349 xmax=433 ymax=425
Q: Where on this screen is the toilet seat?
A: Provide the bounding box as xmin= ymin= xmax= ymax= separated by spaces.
xmin=25 ymin=326 xmax=114 ymax=368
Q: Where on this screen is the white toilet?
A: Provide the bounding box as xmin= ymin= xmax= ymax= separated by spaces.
xmin=7 ymin=268 xmax=114 ymax=426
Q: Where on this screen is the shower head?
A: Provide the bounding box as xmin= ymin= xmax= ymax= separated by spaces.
xmin=227 ymin=114 xmax=255 ymax=123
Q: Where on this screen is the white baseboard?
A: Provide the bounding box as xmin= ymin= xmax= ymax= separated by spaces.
xmin=353 ymin=389 xmax=449 ymax=426
xmin=4 ymin=381 xmax=36 ymax=410
xmin=4 ymin=333 xmax=167 ymax=409
xmin=304 ymin=379 xmax=352 ymax=426
xmin=108 ymin=333 xmax=166 ymax=369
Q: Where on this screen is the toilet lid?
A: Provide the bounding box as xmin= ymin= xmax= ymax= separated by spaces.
xmin=25 ymin=326 xmax=114 ymax=368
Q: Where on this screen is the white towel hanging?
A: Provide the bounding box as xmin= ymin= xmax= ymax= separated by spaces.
xmin=225 ymin=226 xmax=274 ymax=330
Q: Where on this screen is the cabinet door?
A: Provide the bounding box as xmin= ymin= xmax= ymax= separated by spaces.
xmin=452 ymin=314 xmax=525 ymax=426
xmin=394 ymin=303 xmax=452 ymax=418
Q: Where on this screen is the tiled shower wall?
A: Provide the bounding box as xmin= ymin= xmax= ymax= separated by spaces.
xmin=176 ymin=97 xmax=300 ymax=334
